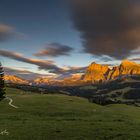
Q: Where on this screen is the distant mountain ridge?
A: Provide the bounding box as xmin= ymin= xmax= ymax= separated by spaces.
xmin=33 ymin=73 xmax=84 ymax=86
xmin=4 ymin=60 xmax=140 ymax=86
xmin=4 ymin=75 xmax=29 ymax=85
xmin=84 ymin=60 xmax=140 ymax=83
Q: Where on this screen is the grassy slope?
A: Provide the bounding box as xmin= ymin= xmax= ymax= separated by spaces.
xmin=0 ymin=88 xmax=140 ymax=140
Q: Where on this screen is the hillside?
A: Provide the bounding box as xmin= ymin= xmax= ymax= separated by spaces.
xmin=0 ymin=87 xmax=140 ymax=140
xmin=84 ymin=75 xmax=140 ymax=105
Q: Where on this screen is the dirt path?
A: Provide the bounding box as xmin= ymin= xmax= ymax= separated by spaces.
xmin=59 ymin=90 xmax=71 ymax=95
xmin=5 ymin=96 xmax=19 ymax=109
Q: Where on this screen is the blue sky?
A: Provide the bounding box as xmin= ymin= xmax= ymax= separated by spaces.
xmin=0 ymin=0 xmax=140 ymax=76
xmin=0 ymin=0 xmax=95 ymax=74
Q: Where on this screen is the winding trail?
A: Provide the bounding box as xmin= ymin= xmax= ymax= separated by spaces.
xmin=59 ymin=90 xmax=71 ymax=95
xmin=5 ymin=96 xmax=19 ymax=109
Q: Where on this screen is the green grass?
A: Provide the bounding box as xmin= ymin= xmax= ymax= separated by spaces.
xmin=0 ymin=87 xmax=140 ymax=140
xmin=80 ymin=85 xmax=97 ymax=90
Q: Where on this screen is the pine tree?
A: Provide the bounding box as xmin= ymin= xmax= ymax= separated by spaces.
xmin=0 ymin=62 xmax=5 ymax=98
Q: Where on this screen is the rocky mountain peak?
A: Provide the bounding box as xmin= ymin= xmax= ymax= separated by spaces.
xmin=4 ymin=75 xmax=29 ymax=85
xmin=120 ymin=59 xmax=138 ymax=67
xmin=84 ymin=60 xmax=140 ymax=83
xmin=84 ymin=62 xmax=110 ymax=82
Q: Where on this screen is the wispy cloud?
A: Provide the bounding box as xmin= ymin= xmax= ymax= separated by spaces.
xmin=4 ymin=67 xmax=47 ymax=80
xmin=0 ymin=50 xmax=63 ymax=74
xmin=0 ymin=50 xmax=87 ymax=75
xmin=34 ymin=43 xmax=74 ymax=57
xmin=0 ymin=24 xmax=14 ymax=41
xmin=65 ymin=66 xmax=86 ymax=73
xmin=0 ymin=24 xmax=28 ymax=41
xmin=130 ymin=58 xmax=140 ymax=61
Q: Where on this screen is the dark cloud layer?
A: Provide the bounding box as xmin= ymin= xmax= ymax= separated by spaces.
xmin=71 ymin=0 xmax=140 ymax=59
xmin=0 ymin=50 xmax=86 ymax=75
xmin=0 ymin=24 xmax=14 ymax=41
xmin=34 ymin=43 xmax=74 ymax=57
xmin=0 ymin=50 xmax=63 ymax=74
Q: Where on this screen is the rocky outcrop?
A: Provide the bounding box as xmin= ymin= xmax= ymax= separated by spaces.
xmin=84 ymin=62 xmax=110 ymax=83
xmin=107 ymin=66 xmax=120 ymax=80
xmin=33 ymin=73 xmax=84 ymax=86
xmin=34 ymin=77 xmax=50 ymax=85
xmin=84 ymin=60 xmax=140 ymax=83
xmin=108 ymin=60 xmax=140 ymax=80
xmin=120 ymin=60 xmax=140 ymax=75
xmin=4 ymin=75 xmax=29 ymax=85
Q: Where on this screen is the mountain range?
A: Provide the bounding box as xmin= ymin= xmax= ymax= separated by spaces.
xmin=84 ymin=60 xmax=140 ymax=83
xmin=4 ymin=60 xmax=140 ymax=86
xmin=4 ymin=75 xmax=29 ymax=85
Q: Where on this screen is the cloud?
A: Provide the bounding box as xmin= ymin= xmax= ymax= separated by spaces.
xmin=0 ymin=50 xmax=63 ymax=74
xmin=98 ymin=56 xmax=114 ymax=63
xmin=0 ymin=24 xmax=14 ymax=41
xmin=71 ymin=0 xmax=140 ymax=59
xmin=34 ymin=43 xmax=74 ymax=57
xmin=130 ymin=58 xmax=140 ymax=61
xmin=0 ymin=24 xmax=28 ymax=41
xmin=4 ymin=67 xmax=32 ymax=75
xmin=4 ymin=67 xmax=47 ymax=80
xmin=130 ymin=47 xmax=140 ymax=55
xmin=55 ymin=66 xmax=86 ymax=80
xmin=4 ymin=66 xmax=86 ymax=81
xmin=0 ymin=50 xmax=87 ymax=75
xmin=65 ymin=66 xmax=86 ymax=74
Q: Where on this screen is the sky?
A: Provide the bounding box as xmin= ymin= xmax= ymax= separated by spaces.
xmin=0 ymin=0 xmax=140 ymax=79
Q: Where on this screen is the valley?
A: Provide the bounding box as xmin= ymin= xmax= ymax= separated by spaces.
xmin=4 ymin=60 xmax=140 ymax=106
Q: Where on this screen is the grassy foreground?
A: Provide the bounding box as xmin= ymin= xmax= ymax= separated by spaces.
xmin=0 ymin=88 xmax=140 ymax=140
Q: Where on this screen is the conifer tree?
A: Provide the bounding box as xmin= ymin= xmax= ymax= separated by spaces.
xmin=0 ymin=63 xmax=5 ymax=98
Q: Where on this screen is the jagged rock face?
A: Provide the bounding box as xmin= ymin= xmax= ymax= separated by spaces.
xmin=34 ymin=73 xmax=84 ymax=86
xmin=108 ymin=60 xmax=140 ymax=80
xmin=107 ymin=66 xmax=120 ymax=80
xmin=34 ymin=77 xmax=50 ymax=85
xmin=84 ymin=62 xmax=110 ymax=82
xmin=120 ymin=60 xmax=140 ymax=75
xmin=84 ymin=60 xmax=140 ymax=83
xmin=4 ymin=75 xmax=29 ymax=85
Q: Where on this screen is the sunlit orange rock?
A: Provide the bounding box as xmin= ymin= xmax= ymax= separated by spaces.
xmin=4 ymin=75 xmax=29 ymax=85
xmin=108 ymin=60 xmax=140 ymax=80
xmin=84 ymin=62 xmax=110 ymax=83
xmin=107 ymin=66 xmax=120 ymax=80
xmin=120 ymin=60 xmax=140 ymax=75
xmin=34 ymin=77 xmax=50 ymax=85
xmin=84 ymin=60 xmax=140 ymax=83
